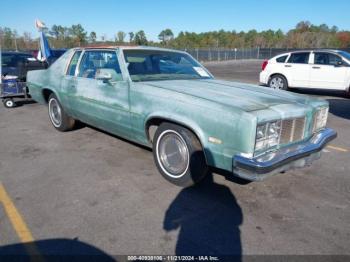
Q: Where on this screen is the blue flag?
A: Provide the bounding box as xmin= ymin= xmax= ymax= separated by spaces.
xmin=39 ymin=31 xmax=52 ymax=61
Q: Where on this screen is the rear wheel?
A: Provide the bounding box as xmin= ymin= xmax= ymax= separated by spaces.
xmin=268 ymin=75 xmax=288 ymax=90
xmin=3 ymin=98 xmax=16 ymax=108
xmin=345 ymin=89 xmax=350 ymax=98
xmin=153 ymin=123 xmax=209 ymax=187
xmin=48 ymin=93 xmax=75 ymax=131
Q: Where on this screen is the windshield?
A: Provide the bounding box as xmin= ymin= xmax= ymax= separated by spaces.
xmin=123 ymin=49 xmax=212 ymax=82
xmin=338 ymin=51 xmax=350 ymax=61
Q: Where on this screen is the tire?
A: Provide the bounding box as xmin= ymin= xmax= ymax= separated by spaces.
xmin=345 ymin=89 xmax=350 ymax=98
xmin=3 ymin=98 xmax=16 ymax=108
xmin=153 ymin=122 xmax=209 ymax=187
xmin=268 ymin=75 xmax=288 ymax=90
xmin=48 ymin=93 xmax=75 ymax=131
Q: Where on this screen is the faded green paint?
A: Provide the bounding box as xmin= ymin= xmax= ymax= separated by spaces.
xmin=27 ymin=46 xmax=329 ymax=172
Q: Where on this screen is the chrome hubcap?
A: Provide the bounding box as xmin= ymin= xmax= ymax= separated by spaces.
xmin=6 ymin=100 xmax=13 ymax=107
xmin=270 ymin=77 xmax=284 ymax=89
xmin=157 ymin=130 xmax=189 ymax=178
xmin=49 ymin=98 xmax=62 ymax=127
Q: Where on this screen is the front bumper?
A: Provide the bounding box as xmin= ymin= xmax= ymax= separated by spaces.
xmin=233 ymin=128 xmax=337 ymax=181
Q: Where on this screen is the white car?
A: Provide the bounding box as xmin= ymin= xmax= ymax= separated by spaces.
xmin=260 ymin=50 xmax=350 ymax=95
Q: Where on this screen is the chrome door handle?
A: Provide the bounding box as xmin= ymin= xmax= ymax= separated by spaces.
xmin=284 ymin=65 xmax=292 ymax=67
xmin=312 ymin=66 xmax=321 ymax=69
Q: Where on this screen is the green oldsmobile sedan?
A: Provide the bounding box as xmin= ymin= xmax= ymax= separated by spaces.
xmin=27 ymin=46 xmax=337 ymax=187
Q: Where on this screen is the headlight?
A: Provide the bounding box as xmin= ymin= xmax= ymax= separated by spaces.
xmin=255 ymin=121 xmax=281 ymax=152
xmin=312 ymin=107 xmax=328 ymax=133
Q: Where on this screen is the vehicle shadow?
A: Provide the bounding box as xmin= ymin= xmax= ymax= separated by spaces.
xmin=80 ymin=123 xmax=153 ymax=152
xmin=163 ymin=172 xmax=243 ymax=258
xmin=0 ymin=238 xmax=115 ymax=261
xmin=288 ymin=89 xmax=350 ymax=120
xmin=326 ymin=99 xmax=350 ymax=120
xmin=211 ymin=167 xmax=251 ymax=185
xmin=292 ymin=88 xmax=346 ymax=98
xmin=84 ymin=124 xmax=251 ymax=186
xmin=7 ymin=99 xmax=37 ymax=108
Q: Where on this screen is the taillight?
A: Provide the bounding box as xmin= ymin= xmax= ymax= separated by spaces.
xmin=261 ymin=60 xmax=268 ymax=71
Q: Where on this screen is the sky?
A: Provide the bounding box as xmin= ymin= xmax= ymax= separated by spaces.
xmin=0 ymin=0 xmax=349 ymax=41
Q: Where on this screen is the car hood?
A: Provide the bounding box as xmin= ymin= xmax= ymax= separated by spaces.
xmin=144 ymin=79 xmax=312 ymax=112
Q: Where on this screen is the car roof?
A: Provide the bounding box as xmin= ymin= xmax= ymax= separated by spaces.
xmin=72 ymin=45 xmax=186 ymax=53
xmin=1 ymin=51 xmax=32 ymax=56
xmin=274 ymin=49 xmax=343 ymax=58
xmin=285 ymin=49 xmax=341 ymax=54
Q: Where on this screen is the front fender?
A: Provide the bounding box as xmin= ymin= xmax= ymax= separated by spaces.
xmin=144 ymin=109 xmax=256 ymax=171
xmin=145 ymin=112 xmax=207 ymax=149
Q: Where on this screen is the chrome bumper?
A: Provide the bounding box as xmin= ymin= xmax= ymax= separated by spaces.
xmin=233 ymin=128 xmax=337 ymax=181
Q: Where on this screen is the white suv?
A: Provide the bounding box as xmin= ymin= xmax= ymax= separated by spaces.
xmin=259 ymin=50 xmax=350 ymax=95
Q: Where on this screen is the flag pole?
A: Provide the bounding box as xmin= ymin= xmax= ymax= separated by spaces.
xmin=0 ymin=42 xmax=2 ymax=84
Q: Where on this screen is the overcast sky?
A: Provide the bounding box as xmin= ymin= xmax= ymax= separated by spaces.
xmin=1 ymin=0 xmax=349 ymax=41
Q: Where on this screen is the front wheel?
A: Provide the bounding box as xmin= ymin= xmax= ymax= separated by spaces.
xmin=153 ymin=123 xmax=209 ymax=187
xmin=48 ymin=93 xmax=75 ymax=131
xmin=268 ymin=75 xmax=288 ymax=90
xmin=3 ymin=98 xmax=16 ymax=108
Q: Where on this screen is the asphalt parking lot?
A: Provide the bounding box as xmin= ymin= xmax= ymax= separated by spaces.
xmin=0 ymin=60 xmax=349 ymax=258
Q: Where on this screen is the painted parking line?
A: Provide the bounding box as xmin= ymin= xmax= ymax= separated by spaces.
xmin=326 ymin=145 xmax=349 ymax=152
xmin=0 ymin=182 xmax=41 ymax=257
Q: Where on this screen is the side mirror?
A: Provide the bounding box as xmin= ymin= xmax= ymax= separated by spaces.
xmin=336 ymin=61 xmax=344 ymax=67
xmin=95 ymin=69 xmax=112 ymax=82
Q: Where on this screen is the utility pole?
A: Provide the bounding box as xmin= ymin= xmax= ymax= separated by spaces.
xmin=14 ymin=37 xmax=18 ymax=51
xmin=0 ymin=43 xmax=2 ymax=84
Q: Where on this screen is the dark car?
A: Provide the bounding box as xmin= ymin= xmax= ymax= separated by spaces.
xmin=1 ymin=50 xmax=67 ymax=108
xmin=31 ymin=48 xmax=67 ymax=66
xmin=1 ymin=51 xmax=47 ymax=81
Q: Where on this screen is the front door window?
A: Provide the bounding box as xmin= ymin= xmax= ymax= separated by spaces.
xmin=77 ymin=50 xmax=122 ymax=81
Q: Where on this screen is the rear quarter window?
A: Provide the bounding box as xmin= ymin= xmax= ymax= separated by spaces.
xmin=49 ymin=49 xmax=76 ymax=74
xmin=66 ymin=51 xmax=82 ymax=76
xmin=276 ymin=55 xmax=288 ymax=63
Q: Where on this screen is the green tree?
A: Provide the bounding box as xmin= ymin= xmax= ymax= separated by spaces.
xmin=2 ymin=27 xmax=13 ymax=49
xmin=70 ymin=24 xmax=87 ymax=46
xmin=50 ymin=25 xmax=61 ymax=39
xmin=134 ymin=30 xmax=148 ymax=45
xmin=116 ymin=31 xmax=126 ymax=43
xmin=158 ymin=29 xmax=174 ymax=44
xmin=129 ymin=32 xmax=135 ymax=43
xmin=296 ymin=21 xmax=311 ymax=32
xmin=89 ymin=31 xmax=97 ymax=43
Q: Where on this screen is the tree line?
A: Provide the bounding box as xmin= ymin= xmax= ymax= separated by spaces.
xmin=1 ymin=21 xmax=350 ymax=51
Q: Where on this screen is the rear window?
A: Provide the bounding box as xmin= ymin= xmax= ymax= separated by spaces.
xmin=287 ymin=52 xmax=310 ymax=64
xmin=276 ymin=55 xmax=288 ymax=63
xmin=2 ymin=53 xmax=33 ymax=67
xmin=51 ymin=49 xmax=66 ymax=58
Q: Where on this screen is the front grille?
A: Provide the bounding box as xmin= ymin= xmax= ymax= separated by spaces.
xmin=280 ymin=117 xmax=306 ymax=144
